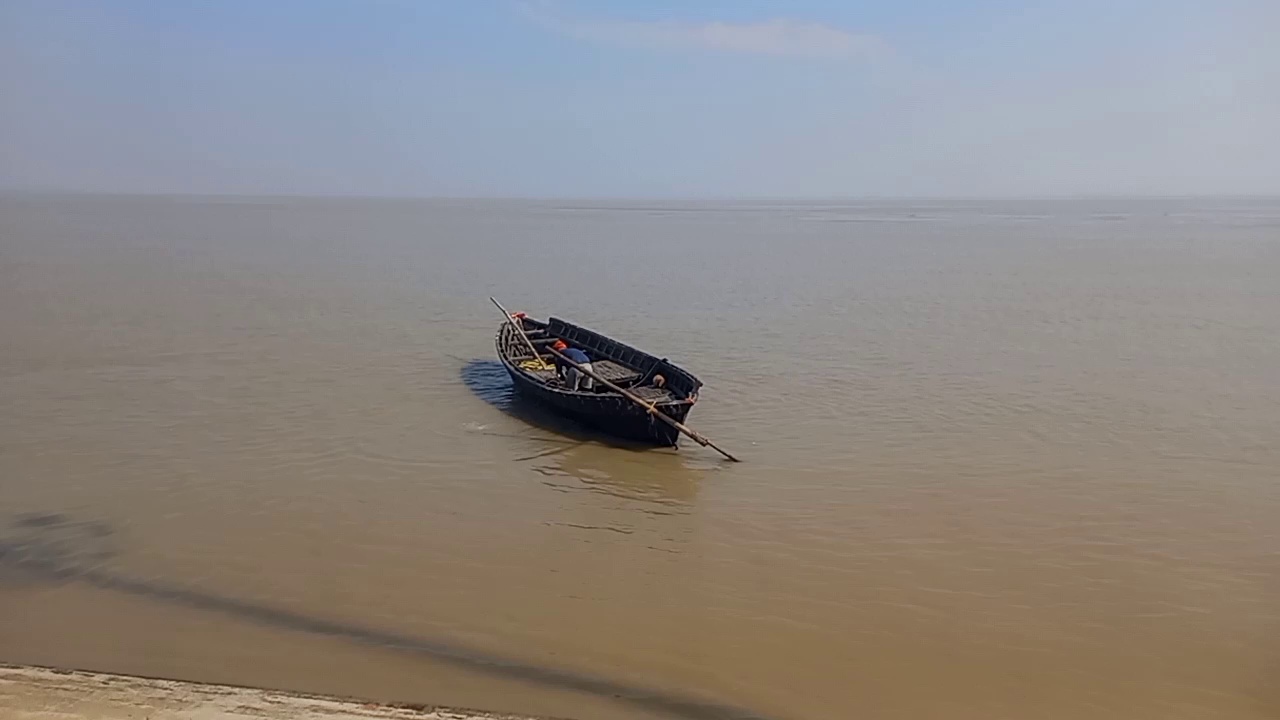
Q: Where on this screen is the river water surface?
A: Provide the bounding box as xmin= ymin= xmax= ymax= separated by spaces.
xmin=2 ymin=195 xmax=1278 ymax=720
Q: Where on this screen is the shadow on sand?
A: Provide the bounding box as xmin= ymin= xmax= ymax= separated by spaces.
xmin=0 ymin=512 xmax=778 ymax=720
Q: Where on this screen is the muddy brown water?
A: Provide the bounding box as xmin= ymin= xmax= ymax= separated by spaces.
xmin=2 ymin=195 xmax=1279 ymax=720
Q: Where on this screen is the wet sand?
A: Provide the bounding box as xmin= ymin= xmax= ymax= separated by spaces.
xmin=0 ymin=665 xmax=538 ymax=720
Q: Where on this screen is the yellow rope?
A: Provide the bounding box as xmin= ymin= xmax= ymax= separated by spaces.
xmin=518 ymin=358 xmax=554 ymax=371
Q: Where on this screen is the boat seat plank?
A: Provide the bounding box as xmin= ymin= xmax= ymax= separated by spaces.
xmin=628 ymin=385 xmax=677 ymax=403
xmin=589 ymin=360 xmax=642 ymax=385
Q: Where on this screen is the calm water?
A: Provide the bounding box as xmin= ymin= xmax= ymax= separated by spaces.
xmin=2 ymin=195 xmax=1278 ymax=720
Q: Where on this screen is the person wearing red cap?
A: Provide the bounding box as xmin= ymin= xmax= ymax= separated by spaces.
xmin=550 ymin=339 xmax=593 ymax=390
xmin=549 ymin=340 xmax=570 ymax=382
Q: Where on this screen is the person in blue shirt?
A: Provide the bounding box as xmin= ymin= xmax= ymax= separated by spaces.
xmin=551 ymin=340 xmax=594 ymax=391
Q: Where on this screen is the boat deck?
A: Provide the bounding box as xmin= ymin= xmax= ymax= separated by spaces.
xmin=504 ymin=318 xmax=696 ymax=410
xmin=591 ymin=360 xmax=642 ymax=384
xmin=514 ymin=358 xmax=678 ymax=403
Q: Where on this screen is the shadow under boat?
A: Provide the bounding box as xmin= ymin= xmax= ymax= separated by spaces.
xmin=460 ymin=359 xmax=706 ymax=503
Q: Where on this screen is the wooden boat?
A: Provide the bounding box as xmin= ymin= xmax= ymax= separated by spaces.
xmin=495 ymin=314 xmax=703 ymax=446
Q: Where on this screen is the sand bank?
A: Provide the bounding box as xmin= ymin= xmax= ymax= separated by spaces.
xmin=0 ymin=665 xmax=543 ymax=720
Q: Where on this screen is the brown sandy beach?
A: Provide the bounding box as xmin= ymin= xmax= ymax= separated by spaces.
xmin=0 ymin=665 xmax=542 ymax=720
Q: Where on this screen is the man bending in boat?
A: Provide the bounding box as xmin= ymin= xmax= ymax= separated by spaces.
xmin=551 ymin=340 xmax=594 ymax=391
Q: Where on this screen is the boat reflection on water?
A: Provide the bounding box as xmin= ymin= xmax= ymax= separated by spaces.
xmin=532 ymin=442 xmax=707 ymax=506
xmin=460 ymin=359 xmax=710 ymax=505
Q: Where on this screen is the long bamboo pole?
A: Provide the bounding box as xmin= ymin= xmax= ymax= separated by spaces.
xmin=490 ymin=297 xmax=543 ymax=362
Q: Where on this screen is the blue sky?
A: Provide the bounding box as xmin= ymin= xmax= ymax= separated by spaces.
xmin=1 ymin=0 xmax=1276 ymax=196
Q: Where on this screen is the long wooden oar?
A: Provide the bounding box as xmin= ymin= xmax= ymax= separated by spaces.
xmin=489 ymin=298 xmax=741 ymax=462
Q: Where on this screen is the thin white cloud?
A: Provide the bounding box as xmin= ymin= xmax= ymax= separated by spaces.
xmin=521 ymin=3 xmax=888 ymax=60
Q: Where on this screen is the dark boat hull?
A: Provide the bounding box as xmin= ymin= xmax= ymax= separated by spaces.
xmin=494 ymin=315 xmax=702 ymax=447
xmin=501 ymin=362 xmax=690 ymax=446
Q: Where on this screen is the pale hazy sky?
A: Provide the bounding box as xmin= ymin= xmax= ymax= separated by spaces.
xmin=2 ymin=0 xmax=1277 ymax=197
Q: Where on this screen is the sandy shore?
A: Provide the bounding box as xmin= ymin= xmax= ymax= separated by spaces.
xmin=0 ymin=665 xmax=543 ymax=720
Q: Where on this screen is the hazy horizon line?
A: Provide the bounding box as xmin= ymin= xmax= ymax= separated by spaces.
xmin=5 ymin=187 xmax=1279 ymax=204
